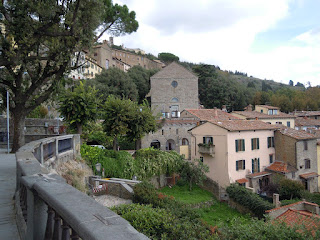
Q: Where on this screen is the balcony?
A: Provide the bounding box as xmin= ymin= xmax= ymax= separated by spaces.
xmin=198 ymin=143 xmax=215 ymax=157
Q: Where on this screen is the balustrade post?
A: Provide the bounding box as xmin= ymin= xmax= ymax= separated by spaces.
xmin=70 ymin=229 xmax=80 ymax=240
xmin=61 ymin=220 xmax=71 ymax=240
xmin=55 ymin=138 xmax=59 ymax=160
xmin=44 ymin=206 xmax=55 ymax=240
xmin=53 ymin=212 xmax=62 ymax=240
xmin=40 ymin=142 xmax=44 ymax=164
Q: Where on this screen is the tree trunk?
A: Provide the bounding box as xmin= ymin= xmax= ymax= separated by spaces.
xmin=113 ymin=137 xmax=118 ymax=151
xmin=11 ymin=109 xmax=26 ymax=153
xmin=76 ymin=123 xmax=83 ymax=135
xmin=135 ymin=138 xmax=141 ymax=150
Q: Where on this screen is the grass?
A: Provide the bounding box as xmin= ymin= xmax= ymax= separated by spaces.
xmin=159 ymin=183 xmax=250 ymax=227
xmin=197 ymin=200 xmax=250 ymax=227
xmin=159 ymin=184 xmax=213 ymax=204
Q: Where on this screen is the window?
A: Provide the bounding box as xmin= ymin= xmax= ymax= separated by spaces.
xmin=305 ymin=159 xmax=311 ymax=169
xmin=235 ymin=139 xmax=245 ymax=152
xmin=304 ymin=141 xmax=308 ymax=150
xmin=269 ymin=154 xmax=273 ymax=164
xmin=292 ymin=172 xmax=295 ymax=178
xmin=172 ymin=98 xmax=179 ymax=102
xmin=161 ymin=129 xmax=164 ymax=135
xmin=182 ymin=138 xmax=189 ymax=145
xmin=251 ymin=138 xmax=260 ymax=150
xmin=268 ymin=110 xmax=272 ymax=115
xmin=274 ymin=110 xmax=278 ymax=115
xmin=276 ymin=121 xmax=282 ymax=125
xmin=203 ymin=137 xmax=213 ymax=144
xmin=171 ymin=81 xmax=178 ymax=88
xmin=287 ymin=121 xmax=291 ymax=127
xmin=261 ymin=110 xmax=263 ymax=113
xmin=252 ymin=158 xmax=260 ymax=173
xmin=267 ymin=137 xmax=274 ymax=148
xmin=236 ymin=160 xmax=245 ymax=171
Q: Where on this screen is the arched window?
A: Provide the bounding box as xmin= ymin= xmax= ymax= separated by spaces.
xmin=172 ymin=97 xmax=179 ymax=102
xmin=171 ymin=81 xmax=178 ymax=88
xmin=182 ymin=138 xmax=189 ymax=145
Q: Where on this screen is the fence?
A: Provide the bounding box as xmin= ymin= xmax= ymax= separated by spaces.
xmin=15 ymin=135 xmax=148 ymax=240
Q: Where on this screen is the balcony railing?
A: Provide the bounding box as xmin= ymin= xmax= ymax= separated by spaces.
xmin=198 ymin=144 xmax=215 ymax=157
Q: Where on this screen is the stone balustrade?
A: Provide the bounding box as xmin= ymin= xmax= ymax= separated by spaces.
xmin=15 ymin=135 xmax=148 ymax=240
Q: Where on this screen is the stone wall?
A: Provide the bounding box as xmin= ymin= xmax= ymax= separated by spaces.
xmin=275 ymin=130 xmax=297 ymax=166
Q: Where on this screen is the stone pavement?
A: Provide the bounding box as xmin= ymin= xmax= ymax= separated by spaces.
xmin=0 ymin=149 xmax=20 ymax=239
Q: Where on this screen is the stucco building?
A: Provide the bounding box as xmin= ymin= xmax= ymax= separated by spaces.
xmin=189 ymin=120 xmax=279 ymax=192
xmin=274 ymin=127 xmax=318 ymax=192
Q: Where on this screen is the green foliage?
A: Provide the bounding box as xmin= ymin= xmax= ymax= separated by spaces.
xmin=80 ymin=145 xmax=183 ymax=180
xmin=89 ymin=68 xmax=138 ymax=102
xmin=280 ymin=199 xmax=301 ymax=206
xmin=180 ymin=159 xmax=209 ymax=191
xmin=278 ymin=178 xmax=304 ymax=200
xmin=301 ymin=191 xmax=320 ymax=206
xmin=159 ymin=184 xmax=213 ymax=204
xmin=219 ymin=217 xmax=319 ymax=240
xmin=59 ymin=82 xmax=99 ymax=134
xmin=102 ymin=96 xmax=157 ymax=150
xmin=158 ymin=52 xmax=179 ymax=63
xmin=226 ymin=184 xmax=274 ymax=218
xmin=81 ymin=121 xmax=112 ymax=147
xmin=27 ymin=105 xmax=48 ymax=118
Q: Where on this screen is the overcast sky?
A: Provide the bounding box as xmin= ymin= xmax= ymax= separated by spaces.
xmin=111 ymin=0 xmax=320 ymax=87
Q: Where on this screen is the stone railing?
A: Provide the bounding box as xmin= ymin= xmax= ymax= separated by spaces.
xmin=15 ymin=135 xmax=148 ymax=240
xmin=198 ymin=145 xmax=215 ymax=157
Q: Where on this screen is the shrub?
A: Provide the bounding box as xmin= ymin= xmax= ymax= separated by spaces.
xmin=278 ymin=178 xmax=304 ymax=200
xmin=301 ymin=191 xmax=320 ymax=205
xmin=226 ymin=184 xmax=274 ymax=218
xmin=281 ymin=199 xmax=301 ymax=206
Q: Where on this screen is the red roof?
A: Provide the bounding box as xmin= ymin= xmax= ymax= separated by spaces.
xmin=232 ymin=110 xmax=295 ymax=119
xmin=266 ymin=161 xmax=297 ymax=174
xmin=295 ymin=117 xmax=320 ymax=127
xmin=275 ymin=209 xmax=320 ymax=234
xmin=183 ymin=109 xmax=239 ymax=121
xmin=208 ymin=120 xmax=279 ymax=131
xmin=299 ymin=172 xmax=318 ymax=179
xmin=236 ymin=178 xmax=249 ymax=184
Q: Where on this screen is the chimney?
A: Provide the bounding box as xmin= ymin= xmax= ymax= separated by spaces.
xmin=222 ymin=105 xmax=227 ymax=112
xmin=255 ymin=117 xmax=258 ymax=120
xmin=214 ymin=107 xmax=218 ymax=118
xmin=273 ymin=193 xmax=280 ymax=208
xmin=247 ymin=104 xmax=253 ymax=111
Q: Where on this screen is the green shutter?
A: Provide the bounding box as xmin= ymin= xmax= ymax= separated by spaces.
xmin=258 ymin=158 xmax=260 ymax=172
xmin=235 ymin=140 xmax=238 ymax=152
xmin=252 ymin=159 xmax=254 ymax=173
xmin=243 ymin=139 xmax=245 ymax=151
xmin=236 ymin=161 xmax=239 ymax=171
xmin=257 ymin=138 xmax=260 ymax=149
xmin=243 ymin=160 xmax=246 ymax=169
xmin=267 ymin=137 xmax=270 ymax=148
xmin=251 ymin=139 xmax=253 ymax=150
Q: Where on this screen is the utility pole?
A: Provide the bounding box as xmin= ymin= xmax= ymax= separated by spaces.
xmin=6 ymin=91 xmax=9 ymax=153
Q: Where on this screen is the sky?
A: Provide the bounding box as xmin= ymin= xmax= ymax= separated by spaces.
xmin=110 ymin=0 xmax=320 ymax=87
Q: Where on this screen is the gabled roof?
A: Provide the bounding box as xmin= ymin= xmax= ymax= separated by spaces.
xmin=182 ymin=109 xmax=239 ymax=121
xmin=265 ymin=161 xmax=297 ymax=174
xmin=246 ymin=171 xmax=271 ymax=178
xmin=151 ymin=62 xmax=197 ymax=79
xmin=299 ymin=172 xmax=318 ymax=179
xmin=277 ymin=126 xmax=316 ymax=140
xmin=207 ymin=120 xmax=279 ymax=131
xmin=232 ymin=111 xmax=295 ymax=119
xmin=295 ymin=117 xmax=320 ymax=127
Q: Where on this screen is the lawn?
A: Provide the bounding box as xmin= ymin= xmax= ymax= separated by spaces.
xmin=159 ymin=184 xmax=213 ymax=204
xmin=159 ymin=184 xmax=250 ymax=227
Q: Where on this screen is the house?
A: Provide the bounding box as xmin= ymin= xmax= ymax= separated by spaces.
xmin=180 ymin=108 xmax=239 ymax=122
xmin=189 ymin=120 xmax=279 ymax=192
xmin=274 ymin=127 xmax=318 ymax=192
xmin=293 ymin=111 xmax=320 ymax=120
xmin=295 ymin=117 xmax=320 ymax=132
xmin=231 ymin=105 xmax=296 ymax=128
xmin=266 ymin=201 xmax=320 ymax=235
xmin=150 ymin=62 xmax=199 ymax=117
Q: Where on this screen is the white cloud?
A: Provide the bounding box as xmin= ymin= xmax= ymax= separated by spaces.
xmin=112 ymin=0 xmax=319 ymax=86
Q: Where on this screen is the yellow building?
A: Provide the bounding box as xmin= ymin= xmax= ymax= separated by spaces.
xmin=84 ymin=54 xmax=103 ymax=79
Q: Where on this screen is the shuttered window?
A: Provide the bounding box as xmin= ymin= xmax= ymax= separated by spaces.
xmin=235 ymin=139 xmax=245 ymax=152
xmin=251 ymin=138 xmax=259 ymax=150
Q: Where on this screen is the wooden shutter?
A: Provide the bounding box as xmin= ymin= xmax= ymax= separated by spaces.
xmin=257 ymin=138 xmax=260 ymax=149
xmin=243 ymin=160 xmax=246 ymax=170
xmin=252 ymin=159 xmax=254 ymax=173
xmin=235 ymin=140 xmax=238 ymax=152
xmin=258 ymin=158 xmax=260 ymax=172
xmin=242 ymin=139 xmax=245 ymax=151
xmin=236 ymin=161 xmax=239 ymax=171
xmin=251 ymin=139 xmax=254 ymax=150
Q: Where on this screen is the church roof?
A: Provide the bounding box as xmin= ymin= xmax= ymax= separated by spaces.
xmin=151 ymin=62 xmax=197 ymax=79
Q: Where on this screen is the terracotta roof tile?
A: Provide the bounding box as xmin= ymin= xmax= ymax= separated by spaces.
xmin=295 ymin=117 xmax=320 ymax=127
xmin=294 ymin=111 xmax=320 ymax=117
xmin=232 ymin=110 xmax=295 ymax=119
xmin=207 ymin=120 xmax=279 ymax=131
xmin=183 ymin=109 xmax=239 ymax=121
xmin=266 ymin=161 xmax=297 ymax=173
xmin=157 ymin=119 xmax=198 ymax=126
xmin=266 ymin=201 xmax=306 ymax=213
xmin=277 ymin=127 xmax=316 ymax=140
xmin=236 ymin=178 xmax=249 ymax=184
xmin=246 ymin=171 xmax=271 ymax=178
xmin=151 ymin=62 xmax=197 ymax=79
xmin=299 ymin=172 xmax=318 ymax=179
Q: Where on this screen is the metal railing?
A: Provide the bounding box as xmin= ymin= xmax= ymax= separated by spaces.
xmin=15 ymin=135 xmax=148 ymax=240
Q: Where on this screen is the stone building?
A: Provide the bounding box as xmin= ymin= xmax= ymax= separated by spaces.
xmin=274 ymin=127 xmax=318 ymax=192
xmin=150 ymin=62 xmax=199 ymax=117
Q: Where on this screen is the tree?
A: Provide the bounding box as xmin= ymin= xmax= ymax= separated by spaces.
xmin=59 ymin=82 xmax=99 ymax=134
xmin=0 ymin=0 xmax=138 ymax=152
xmin=158 ymin=52 xmax=179 ymax=63
xmin=295 ymin=82 xmax=305 ymax=88
xmin=289 ymin=80 xmax=294 ymax=86
xmin=127 ymin=66 xmax=158 ymax=103
xmin=102 ymin=96 xmax=156 ymax=150
xmin=180 ymin=159 xmax=209 ymax=191
xmin=89 ymin=68 xmax=138 ymax=102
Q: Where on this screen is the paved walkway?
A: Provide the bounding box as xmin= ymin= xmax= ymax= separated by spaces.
xmin=0 ymin=149 xmax=20 ymax=239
